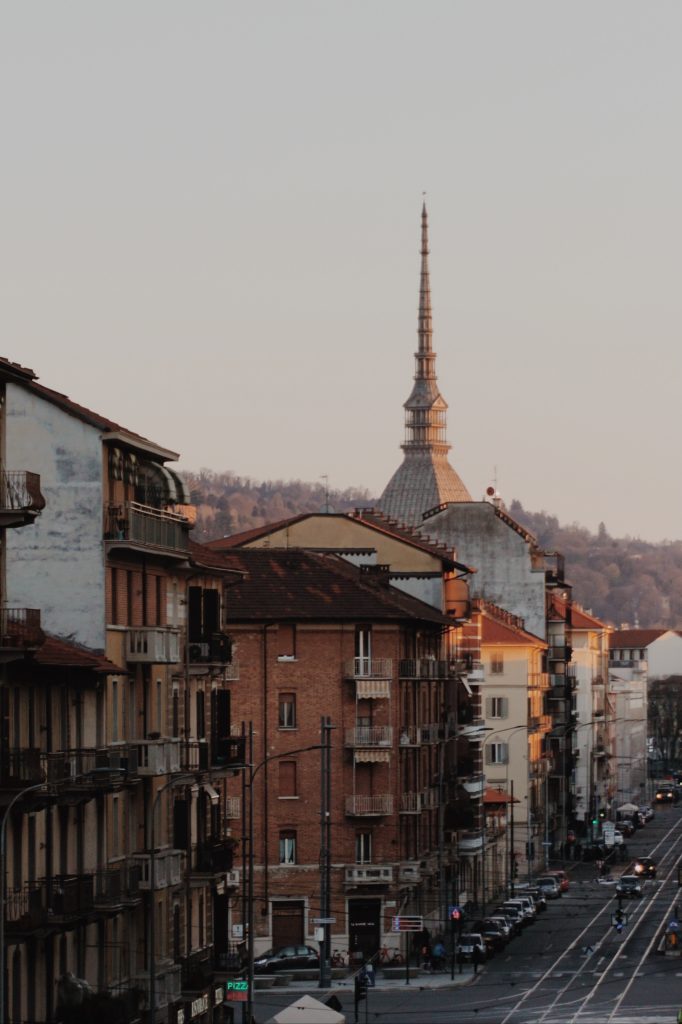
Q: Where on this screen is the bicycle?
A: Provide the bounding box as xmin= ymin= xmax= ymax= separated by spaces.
xmin=378 ymin=946 xmax=404 ymax=965
xmin=331 ymin=949 xmax=348 ymax=967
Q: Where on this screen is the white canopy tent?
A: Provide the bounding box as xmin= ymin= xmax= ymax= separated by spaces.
xmin=264 ymin=994 xmax=346 ymax=1024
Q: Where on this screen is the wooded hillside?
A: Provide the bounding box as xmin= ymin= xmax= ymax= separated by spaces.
xmin=182 ymin=470 xmax=682 ymax=629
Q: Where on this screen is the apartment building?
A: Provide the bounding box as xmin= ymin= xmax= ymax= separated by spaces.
xmin=201 ymin=543 xmax=480 ymax=959
xmin=1 ymin=359 xmax=239 ymax=1024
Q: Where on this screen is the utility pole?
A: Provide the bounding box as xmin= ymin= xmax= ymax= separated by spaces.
xmin=509 ymin=779 xmax=515 ymax=896
xmin=319 ymin=716 xmax=333 ymax=987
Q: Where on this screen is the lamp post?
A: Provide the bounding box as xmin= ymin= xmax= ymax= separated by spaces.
xmin=147 ymin=774 xmax=195 ymax=1024
xmin=244 ymin=736 xmax=326 ymax=1024
xmin=0 ymin=781 xmax=45 ymax=1024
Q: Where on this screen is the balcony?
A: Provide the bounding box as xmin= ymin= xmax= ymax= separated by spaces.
xmin=43 ymin=748 xmax=137 ymax=789
xmin=456 ymin=718 xmax=487 ymax=739
xmin=420 ymin=723 xmax=441 ymax=744
xmin=134 ymin=849 xmax=184 ymax=890
xmin=132 ymin=738 xmax=181 ymax=775
xmin=398 ymin=726 xmax=421 ymax=746
xmin=399 ymin=659 xmax=452 ymax=680
xmin=462 ymin=774 xmax=486 ymax=798
xmin=467 ymin=662 xmax=485 ymax=683
xmin=458 ymin=832 xmax=484 ymax=854
xmin=188 ymin=633 xmax=237 ymax=674
xmin=346 ymin=794 xmax=393 ymax=816
xmin=0 ymin=748 xmax=43 ymax=787
xmin=344 ymin=865 xmax=394 ymax=885
xmin=126 ymin=627 xmax=180 ymax=664
xmin=191 ymin=838 xmax=236 ymax=875
xmin=344 ymin=657 xmax=392 ymax=680
xmin=105 ymin=502 xmax=190 ymax=557
xmin=399 ymin=862 xmax=422 ymax=883
xmin=0 ymin=471 xmax=45 ymax=527
xmin=345 ymin=726 xmax=393 ymax=748
xmin=399 ymin=792 xmax=422 ymax=814
xmin=6 ymin=874 xmax=94 ymax=935
xmin=421 ymin=787 xmax=439 ymax=809
xmin=547 ymin=644 xmax=571 ymax=662
xmin=0 ymin=608 xmax=43 ymax=650
xmin=94 ymin=861 xmax=143 ymax=907
xmin=180 ymin=948 xmax=214 ymax=993
xmin=131 ymin=961 xmax=182 ymax=1012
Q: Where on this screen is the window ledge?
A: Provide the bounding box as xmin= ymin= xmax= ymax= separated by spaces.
xmin=278 ymin=796 xmax=300 ymax=801
xmin=277 ymin=656 xmax=297 ymax=663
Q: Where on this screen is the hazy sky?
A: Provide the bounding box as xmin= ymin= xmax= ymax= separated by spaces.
xmin=3 ymin=2 xmax=681 ymax=541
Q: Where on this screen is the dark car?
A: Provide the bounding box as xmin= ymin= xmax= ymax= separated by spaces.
xmin=655 ymin=787 xmax=678 ymax=803
xmin=615 ymin=874 xmax=642 ymax=899
xmin=253 ymin=944 xmax=319 ymax=973
xmin=633 ymin=857 xmax=657 ymax=879
xmin=472 ymin=918 xmax=507 ymax=951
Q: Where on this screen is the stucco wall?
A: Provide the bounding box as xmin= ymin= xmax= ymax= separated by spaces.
xmin=5 ymin=384 xmax=106 ymax=650
xmin=647 ymin=633 xmax=682 ymax=678
xmin=424 ymin=503 xmax=547 ymax=639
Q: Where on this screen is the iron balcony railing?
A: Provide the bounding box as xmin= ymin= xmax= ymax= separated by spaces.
xmin=0 ymin=748 xmax=43 ymax=786
xmin=0 ymin=608 xmax=43 ymax=648
xmin=345 ymin=794 xmax=393 ymax=816
xmin=0 ymin=470 xmax=45 ymax=512
xmin=344 ymin=726 xmax=393 ymax=748
xmin=343 ymin=657 xmax=392 ymax=680
xmin=399 ymin=659 xmax=453 ymax=680
xmin=105 ymin=502 xmax=189 ymax=553
xmin=126 ymin=627 xmax=181 ymax=664
xmin=6 ymin=874 xmax=94 ymax=931
xmin=399 ymin=792 xmax=422 ymax=814
xmin=42 ymin=747 xmax=140 ymax=784
xmin=94 ymin=861 xmax=143 ymax=905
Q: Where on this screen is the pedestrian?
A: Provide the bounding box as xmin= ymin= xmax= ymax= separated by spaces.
xmin=472 ymin=943 xmax=483 ymax=974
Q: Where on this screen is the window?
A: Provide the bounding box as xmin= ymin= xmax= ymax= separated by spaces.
xmin=485 ymin=742 xmax=509 ymax=765
xmin=279 ymin=761 xmax=297 ymax=798
xmin=490 ymin=653 xmax=504 ymax=674
xmin=279 ymin=831 xmax=296 ymax=864
xmin=486 ymin=697 xmax=508 ymax=719
xmin=278 ymin=693 xmax=297 ymax=729
xmin=355 ymin=627 xmax=372 ymax=675
xmin=188 ymin=586 xmax=221 ymax=643
xmin=277 ymin=624 xmax=296 ymax=658
xmin=112 ymin=680 xmax=119 ymax=742
xmin=355 ymin=832 xmax=372 ymax=864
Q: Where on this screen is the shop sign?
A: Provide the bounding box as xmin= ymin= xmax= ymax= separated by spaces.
xmin=190 ymin=993 xmax=209 ymax=1018
xmin=224 ymin=980 xmax=249 ymax=1003
xmin=213 ymin=985 xmax=224 ymax=1006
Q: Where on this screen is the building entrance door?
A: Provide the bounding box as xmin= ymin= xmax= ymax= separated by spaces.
xmin=348 ymin=899 xmax=381 ymax=961
xmin=272 ymin=900 xmax=304 ymax=949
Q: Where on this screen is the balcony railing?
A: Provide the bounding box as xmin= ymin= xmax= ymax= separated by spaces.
xmin=399 ymin=726 xmax=420 ymax=746
xmin=399 ymin=792 xmax=422 ymax=814
xmin=42 ymin=747 xmax=138 ymax=786
xmin=105 ymin=502 xmax=189 ymax=553
xmin=0 ymin=470 xmax=45 ymax=523
xmin=126 ymin=627 xmax=180 ymax=664
xmin=458 ymin=832 xmax=484 ymax=853
xmin=0 ymin=608 xmax=43 ymax=649
xmin=344 ymin=658 xmax=392 ymax=680
xmin=132 ymin=738 xmax=181 ymax=775
xmin=421 ymin=786 xmax=439 ymax=809
xmin=346 ymin=794 xmax=393 ymax=816
xmin=462 ymin=774 xmax=485 ymax=797
xmin=134 ymin=849 xmax=184 ymax=890
xmin=345 ymin=726 xmax=393 ymax=748
xmin=0 ymin=748 xmax=43 ymax=786
xmin=224 ymin=796 xmax=241 ymax=820
xmin=344 ymin=865 xmax=394 ymax=884
xmin=420 ymin=724 xmax=441 ymax=744
xmin=131 ymin=961 xmax=182 ymax=1010
xmin=399 ymin=659 xmax=452 ymax=680
xmin=191 ymin=839 xmax=235 ymax=874
xmin=6 ymin=874 xmax=94 ymax=933
xmin=94 ymin=861 xmax=143 ymax=906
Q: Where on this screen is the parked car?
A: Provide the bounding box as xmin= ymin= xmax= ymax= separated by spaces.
xmin=472 ymin=920 xmax=505 ymax=953
xmin=456 ymin=933 xmax=487 ymax=962
xmin=488 ymin=915 xmax=513 ymax=942
xmin=493 ymin=906 xmax=523 ymax=935
xmin=503 ymin=898 xmax=535 ymax=924
xmin=524 ymin=887 xmax=547 ymax=911
xmin=633 ymin=857 xmax=657 ymax=878
xmin=639 ymin=805 xmax=654 ymax=821
xmin=615 ymin=874 xmax=643 ymax=899
xmin=253 ymin=944 xmax=320 ymax=973
xmin=547 ymin=869 xmax=570 ymax=892
xmin=535 ymin=876 xmax=562 ymax=899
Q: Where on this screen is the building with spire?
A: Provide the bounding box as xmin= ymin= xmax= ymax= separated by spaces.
xmin=378 ymin=203 xmax=471 ymax=526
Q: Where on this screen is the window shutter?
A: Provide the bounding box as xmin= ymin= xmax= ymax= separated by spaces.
xmin=485 ymin=698 xmax=492 ymax=717
xmin=485 ymin=746 xmax=493 ymax=765
xmin=501 ymin=697 xmax=509 ymax=718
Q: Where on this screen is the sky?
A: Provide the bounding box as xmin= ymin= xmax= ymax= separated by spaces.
xmin=2 ymin=2 xmax=681 ymax=542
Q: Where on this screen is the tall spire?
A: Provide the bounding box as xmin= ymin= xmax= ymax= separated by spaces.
xmin=402 ymin=201 xmax=449 ymax=452
xmin=377 ymin=203 xmax=472 ymax=527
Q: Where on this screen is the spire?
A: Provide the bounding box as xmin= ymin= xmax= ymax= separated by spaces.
xmin=377 ymin=202 xmax=472 ymax=526
xmin=403 ymin=201 xmax=448 ymax=452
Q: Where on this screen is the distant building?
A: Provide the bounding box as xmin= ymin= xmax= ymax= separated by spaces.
xmin=377 ymin=204 xmax=471 ymax=526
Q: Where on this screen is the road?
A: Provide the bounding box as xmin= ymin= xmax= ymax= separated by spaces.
xmin=253 ymin=802 xmax=682 ymax=1023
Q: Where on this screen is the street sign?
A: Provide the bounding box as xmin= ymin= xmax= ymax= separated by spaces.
xmin=448 ymin=905 xmax=462 ymax=921
xmin=312 ymin=917 xmax=336 ymax=924
xmin=391 ymin=915 xmax=423 ymax=932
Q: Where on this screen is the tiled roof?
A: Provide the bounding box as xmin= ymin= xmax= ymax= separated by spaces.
xmin=0 ymin=358 xmax=178 ymax=460
xmin=484 ymin=787 xmax=518 ymax=804
xmin=570 ymin=605 xmax=607 ymax=630
xmin=189 ymin=539 xmax=249 ymax=574
xmin=212 ymin=549 xmax=452 ymax=625
xmin=481 ymin=616 xmax=545 ymax=647
xmin=33 ymin=635 xmax=123 ymax=673
xmin=609 ymin=628 xmax=675 ymax=649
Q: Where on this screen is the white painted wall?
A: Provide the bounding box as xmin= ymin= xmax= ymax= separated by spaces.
xmin=5 ymin=384 xmax=106 ymax=650
xmin=425 ymin=503 xmax=547 ymax=639
xmin=647 ymin=632 xmax=682 ymax=679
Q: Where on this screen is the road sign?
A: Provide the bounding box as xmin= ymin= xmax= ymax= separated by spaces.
xmin=391 ymin=915 xmax=423 ymax=932
xmin=312 ymin=917 xmax=336 ymax=924
xmin=448 ymin=905 xmax=462 ymax=921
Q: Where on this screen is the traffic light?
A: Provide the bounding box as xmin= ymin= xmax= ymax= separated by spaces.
xmin=591 ymin=816 xmax=599 ymax=827
xmin=354 ymin=972 xmax=368 ymax=1007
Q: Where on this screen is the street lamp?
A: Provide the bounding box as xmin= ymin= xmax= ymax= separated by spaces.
xmin=243 ymin=734 xmax=327 ymax=1024
xmin=147 ymin=774 xmax=195 ymax=1024
xmin=0 ymin=780 xmax=45 ymax=1024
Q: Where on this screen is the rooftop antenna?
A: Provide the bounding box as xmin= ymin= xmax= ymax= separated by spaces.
xmin=321 ymin=474 xmax=331 ymax=514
